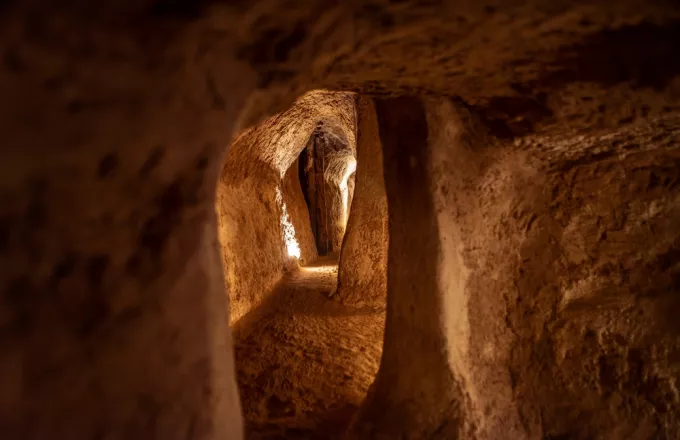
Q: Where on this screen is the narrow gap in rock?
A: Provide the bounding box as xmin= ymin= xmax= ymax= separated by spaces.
xmin=217 ymin=91 xmax=386 ymax=439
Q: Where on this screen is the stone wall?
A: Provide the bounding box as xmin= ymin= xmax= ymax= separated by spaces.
xmin=2 ymin=1 xmax=680 ymax=439
xmin=0 ymin=5 xmax=253 ymax=437
xmin=351 ymin=96 xmax=680 ymax=439
xmin=217 ymin=159 xmax=290 ymax=324
xmin=427 ymin=100 xmax=680 ymax=439
xmin=337 ymin=97 xmax=388 ymax=309
xmin=282 ymin=158 xmax=317 ymax=265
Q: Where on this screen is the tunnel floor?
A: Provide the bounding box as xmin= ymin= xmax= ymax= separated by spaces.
xmin=232 ymin=255 xmax=386 ymax=439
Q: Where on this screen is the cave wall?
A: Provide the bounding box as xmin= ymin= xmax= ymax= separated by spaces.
xmin=231 ymin=92 xmax=356 ymax=176
xmin=218 ymin=152 xmax=317 ymax=324
xmin=331 ymin=183 xmax=349 ymax=251
xmin=301 ymin=134 xmax=334 ymax=255
xmin=324 ymin=182 xmax=345 ymax=254
xmin=282 ymin=158 xmax=317 ymax=265
xmin=217 ymin=160 xmax=287 ymax=324
xmin=301 ymin=130 xmax=356 ymax=255
xmin=217 ymin=92 xmax=355 ymax=322
xmin=0 ymin=5 xmax=253 ymax=437
xmin=2 ymin=1 xmax=680 ymax=439
xmin=352 ymin=96 xmax=680 ymax=439
xmin=427 ymin=99 xmax=680 ymax=439
xmin=349 ymin=97 xmax=463 ymax=438
xmin=346 ymin=173 xmax=356 ymax=220
xmin=337 ymin=97 xmax=388 ymax=309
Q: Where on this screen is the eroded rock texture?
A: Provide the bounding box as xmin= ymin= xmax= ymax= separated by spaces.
xmin=336 ymin=97 xmax=388 ymax=309
xmin=425 ymin=103 xmax=680 ymax=440
xmin=351 ymin=97 xmax=680 ymax=439
xmin=283 ymin=158 xmax=317 ymax=264
xmin=350 ymin=97 xmax=464 ymax=439
xmin=1 ymin=0 xmax=680 ymax=439
xmin=218 ymin=160 xmax=287 ymax=323
xmin=232 ymin=256 xmax=385 ymax=439
xmin=299 ymin=126 xmax=356 ymax=256
xmin=0 ymin=3 xmax=252 ymax=438
xmin=217 ymin=91 xmax=355 ymax=322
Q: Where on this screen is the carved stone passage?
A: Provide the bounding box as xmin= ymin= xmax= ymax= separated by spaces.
xmin=301 ymin=131 xmax=333 ymax=255
xmin=2 ymin=1 xmax=680 ymax=440
xmin=300 ymin=126 xmax=355 ymax=256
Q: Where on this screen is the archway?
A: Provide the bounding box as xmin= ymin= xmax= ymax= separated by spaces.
xmin=217 ymin=91 xmax=387 ymax=437
xmin=298 ymin=124 xmax=357 ymax=257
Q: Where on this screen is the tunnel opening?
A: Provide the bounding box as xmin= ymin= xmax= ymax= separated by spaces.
xmin=298 ymin=124 xmax=357 ymax=257
xmin=7 ymin=4 xmax=680 ymax=440
xmin=217 ymin=91 xmax=387 ymax=438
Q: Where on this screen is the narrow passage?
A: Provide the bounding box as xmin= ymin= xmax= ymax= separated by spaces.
xmin=232 ymin=255 xmax=385 ymax=439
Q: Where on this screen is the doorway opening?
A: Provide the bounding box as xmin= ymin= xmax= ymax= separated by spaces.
xmin=216 ymin=91 xmax=386 ymax=438
xmin=298 ymin=123 xmax=357 ymax=257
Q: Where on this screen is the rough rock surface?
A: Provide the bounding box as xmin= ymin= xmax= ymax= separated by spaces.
xmin=337 ymin=97 xmax=388 ymax=309
xmin=351 ymin=97 xmax=680 ymax=439
xmin=231 ymin=91 xmax=356 ymax=177
xmin=425 ymin=101 xmax=680 ymax=440
xmin=218 ymin=162 xmax=287 ymax=324
xmin=282 ymin=159 xmax=317 ymax=265
xmin=0 ymin=3 xmax=252 ymax=438
xmin=232 ymin=256 xmax=384 ymax=439
xmin=1 ymin=1 xmax=680 ymax=439
xmin=349 ymin=98 xmax=464 ymax=439
xmin=217 ymin=91 xmax=355 ymax=322
xmin=299 ymin=129 xmax=356 ymax=256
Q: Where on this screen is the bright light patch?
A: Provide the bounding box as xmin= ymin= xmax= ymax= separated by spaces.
xmin=340 ymin=158 xmax=358 ymax=226
xmin=275 ymin=187 xmax=301 ymax=258
xmin=301 ymin=265 xmax=337 ymax=273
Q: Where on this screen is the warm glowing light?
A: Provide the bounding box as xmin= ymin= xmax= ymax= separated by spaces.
xmin=300 ymin=265 xmax=337 ymax=273
xmin=340 ymin=158 xmax=357 ymax=226
xmin=275 ymin=187 xmax=301 ymax=258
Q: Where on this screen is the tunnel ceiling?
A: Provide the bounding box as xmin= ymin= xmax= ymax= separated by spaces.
xmin=221 ymin=0 xmax=680 ymax=138
xmin=227 ymin=91 xmax=356 ymax=178
xmin=21 ymin=1 xmax=679 ymax=141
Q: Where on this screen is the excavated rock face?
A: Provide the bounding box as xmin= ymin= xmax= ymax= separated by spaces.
xmin=1 ymin=0 xmax=680 ymax=439
xmin=337 ymin=97 xmax=388 ymax=309
xmin=0 ymin=3 xmax=252 ymax=438
xmin=349 ymin=96 xmax=680 ymax=439
xmin=300 ymin=125 xmax=357 ymax=255
xmin=217 ymin=90 xmax=355 ymax=322
xmin=229 ymin=91 xmax=356 ymax=177
xmin=282 ymin=159 xmax=317 ymax=264
xmin=217 ymin=160 xmax=290 ymax=324
xmin=236 ymin=1 xmax=680 ymax=132
xmin=350 ymin=97 xmax=465 ymax=439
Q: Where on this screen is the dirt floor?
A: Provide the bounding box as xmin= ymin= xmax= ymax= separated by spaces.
xmin=232 ymin=255 xmax=386 ymax=439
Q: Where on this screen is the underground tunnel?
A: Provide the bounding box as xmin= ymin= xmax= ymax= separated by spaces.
xmin=2 ymin=1 xmax=680 ymax=440
xmin=217 ymin=91 xmax=387 ymax=438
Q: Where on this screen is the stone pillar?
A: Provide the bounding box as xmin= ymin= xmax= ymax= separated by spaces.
xmin=349 ymin=97 xmax=464 ymax=439
xmin=302 ymin=132 xmax=346 ymax=256
xmin=336 ymin=96 xmax=388 ymax=309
